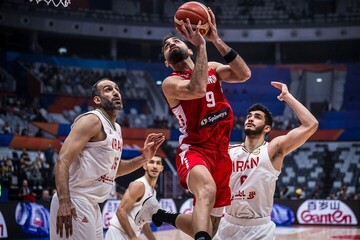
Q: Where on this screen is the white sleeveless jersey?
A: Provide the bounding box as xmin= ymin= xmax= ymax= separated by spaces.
xmin=68 ymin=109 xmax=123 ymax=203
xmin=226 ymin=142 xmax=280 ymax=218
xmin=109 ymin=176 xmax=156 ymax=237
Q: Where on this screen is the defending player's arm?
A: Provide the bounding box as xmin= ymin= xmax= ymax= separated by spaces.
xmin=116 ymin=182 xmax=145 ymax=239
xmin=268 ymin=81 xmax=319 ymax=170
xmin=55 ymin=114 xmax=102 ymax=238
xmin=116 ymin=133 xmax=165 ymax=177
xmin=162 ymin=20 xmax=208 ymax=104
xmin=142 ymin=223 xmax=156 ymax=240
xmin=206 ymin=7 xmax=251 ymax=83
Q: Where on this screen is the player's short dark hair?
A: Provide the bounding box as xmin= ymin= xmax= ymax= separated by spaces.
xmin=161 ymin=32 xmax=186 ymax=60
xmin=151 ymin=155 xmax=163 ymax=164
xmin=247 ymin=103 xmax=273 ymax=127
xmin=161 ymin=33 xmax=177 ymax=53
xmin=91 ymin=78 xmax=111 ymax=98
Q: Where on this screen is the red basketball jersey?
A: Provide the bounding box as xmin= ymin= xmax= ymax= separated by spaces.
xmin=169 ymin=68 xmax=234 ymax=150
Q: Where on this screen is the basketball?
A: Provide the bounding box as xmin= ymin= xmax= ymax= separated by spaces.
xmin=174 ymin=1 xmax=210 ymax=36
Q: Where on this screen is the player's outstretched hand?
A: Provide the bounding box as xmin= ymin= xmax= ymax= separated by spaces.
xmin=142 ymin=133 xmax=165 ymax=160
xmin=271 ymin=81 xmax=290 ymax=102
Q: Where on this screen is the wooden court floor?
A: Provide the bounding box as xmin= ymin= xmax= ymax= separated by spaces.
xmin=147 ymin=225 xmax=360 ymax=240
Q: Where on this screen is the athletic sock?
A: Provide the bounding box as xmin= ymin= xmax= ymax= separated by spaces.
xmin=152 ymin=209 xmax=179 ymax=227
xmin=194 ymin=231 xmax=211 ymax=240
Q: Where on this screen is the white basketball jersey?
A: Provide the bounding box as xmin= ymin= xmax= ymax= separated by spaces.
xmin=69 ymin=109 xmax=123 ymax=203
xmin=226 ymin=142 xmax=280 ymax=218
xmin=109 ymin=176 xmax=156 ymax=236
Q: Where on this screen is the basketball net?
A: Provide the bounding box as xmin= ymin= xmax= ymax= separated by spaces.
xmin=29 ymin=0 xmax=71 ymax=7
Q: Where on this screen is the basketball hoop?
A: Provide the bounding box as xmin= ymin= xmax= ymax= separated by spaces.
xmin=29 ymin=0 xmax=71 ymax=8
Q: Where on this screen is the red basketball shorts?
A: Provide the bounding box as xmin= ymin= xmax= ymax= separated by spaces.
xmin=176 ymin=144 xmax=232 ymax=208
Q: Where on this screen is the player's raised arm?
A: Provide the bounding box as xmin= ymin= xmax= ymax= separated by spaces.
xmin=206 ymin=7 xmax=251 ymax=83
xmin=268 ymin=81 xmax=318 ymax=169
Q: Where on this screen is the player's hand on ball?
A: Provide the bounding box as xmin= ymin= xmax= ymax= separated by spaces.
xmin=176 ymin=18 xmax=206 ymax=47
xmin=205 ymin=7 xmax=219 ymax=42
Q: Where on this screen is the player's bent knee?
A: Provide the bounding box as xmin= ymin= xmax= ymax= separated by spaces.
xmin=196 ymin=184 xmax=216 ymax=203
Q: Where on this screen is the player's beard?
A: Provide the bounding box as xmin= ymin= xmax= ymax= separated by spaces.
xmin=100 ymin=96 xmax=123 ymax=111
xmin=244 ymin=124 xmax=265 ymax=137
xmin=168 ymin=49 xmax=189 ymax=65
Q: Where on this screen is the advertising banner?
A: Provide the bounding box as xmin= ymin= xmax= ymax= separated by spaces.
xmin=101 ymin=199 xmax=121 ymax=229
xmin=297 ymin=199 xmax=358 ymax=225
xmin=159 ymin=198 xmax=177 ymax=213
xmin=179 ymin=198 xmax=194 ymax=214
xmin=271 ymin=203 xmax=295 ymax=226
xmin=0 ymin=211 xmax=8 ymax=238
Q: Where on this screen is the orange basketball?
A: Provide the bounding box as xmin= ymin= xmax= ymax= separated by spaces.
xmin=174 ymin=1 xmax=210 ymax=36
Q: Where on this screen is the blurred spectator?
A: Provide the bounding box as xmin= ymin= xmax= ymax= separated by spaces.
xmin=286 ymin=114 xmax=299 ymax=129
xmin=14 ymin=124 xmax=23 ymax=135
xmin=120 ymin=115 xmax=129 ymax=128
xmin=44 ymin=143 xmax=54 ymax=169
xmin=293 ymin=188 xmax=305 ymax=199
xmin=23 ymin=190 xmax=37 ymax=202
xmin=20 ymin=127 xmax=30 ymax=136
xmin=310 ymin=182 xmax=323 ymax=199
xmin=2 ymin=121 xmax=12 ymax=134
xmin=35 ymin=128 xmax=44 ymax=137
xmin=19 ymin=149 xmax=32 ymax=181
xmin=43 ymin=144 xmax=55 ymax=183
xmin=354 ymin=191 xmax=360 ymax=200
xmin=30 ymin=154 xmax=43 ymax=189
xmin=19 ymin=179 xmax=31 ymax=200
xmin=1 ymin=157 xmax=14 ymax=185
xmin=116 ymin=186 xmax=126 ymax=200
xmin=279 ymin=186 xmax=290 ymax=199
xmin=0 ymin=156 xmax=14 ymax=201
xmin=327 ymin=191 xmax=337 ymax=200
xmin=38 ymin=189 xmax=52 ymax=204
xmin=337 ymin=184 xmax=351 ymax=200
xmin=19 ymin=179 xmax=37 ymax=202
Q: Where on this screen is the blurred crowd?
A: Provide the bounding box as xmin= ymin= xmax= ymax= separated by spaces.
xmin=276 ymin=184 xmax=360 ymax=201
xmin=0 ymin=145 xmax=57 ymax=202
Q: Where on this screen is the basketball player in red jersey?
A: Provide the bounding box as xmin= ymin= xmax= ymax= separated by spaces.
xmin=136 ymin=7 xmax=251 ymax=240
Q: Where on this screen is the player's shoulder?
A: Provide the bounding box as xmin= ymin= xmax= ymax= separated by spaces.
xmin=74 ymin=111 xmax=99 ymax=123
xmin=164 ymin=74 xmax=183 ymax=81
xmin=69 ymin=112 xmax=102 ymax=137
xmin=228 ymin=143 xmax=244 ymax=152
xmin=128 ymin=179 xmax=146 ymax=192
xmin=72 ymin=111 xmax=102 ymax=130
xmin=162 ymin=75 xmax=186 ymax=88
